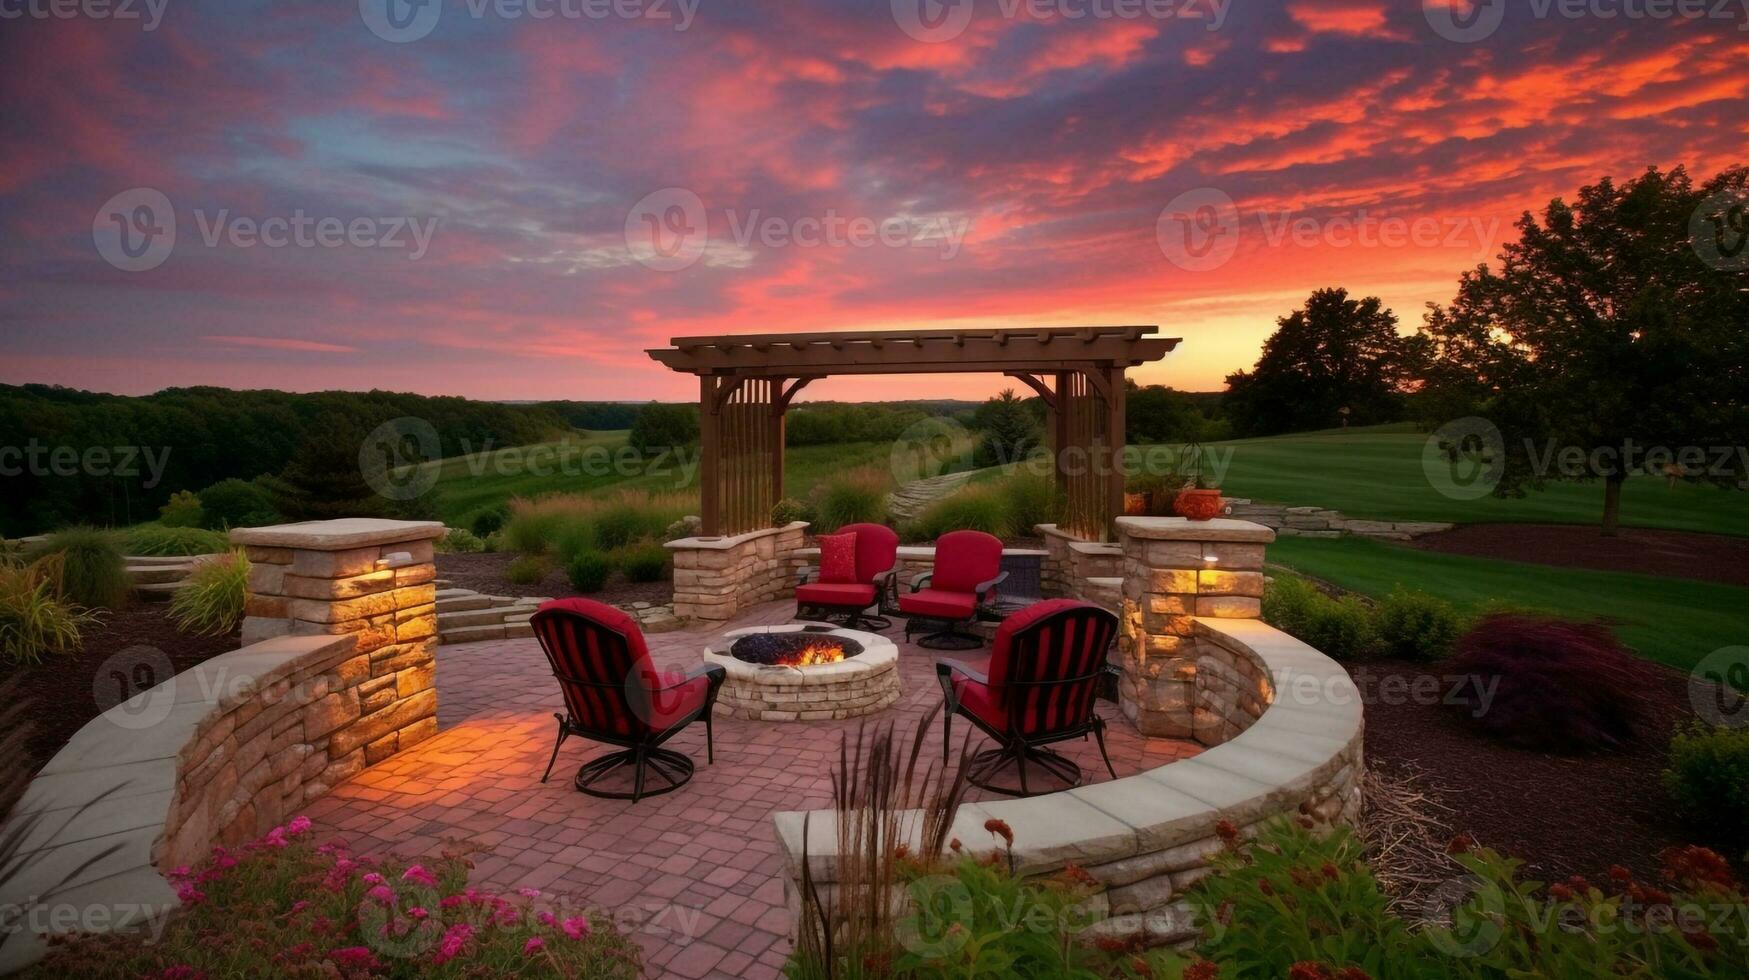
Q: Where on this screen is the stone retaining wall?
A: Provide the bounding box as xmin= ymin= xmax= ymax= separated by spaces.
xmin=1226 ymin=499 xmax=1452 ymax=540
xmin=666 ymin=523 xmax=809 ymax=623
xmin=773 ymin=616 xmax=1363 ymax=949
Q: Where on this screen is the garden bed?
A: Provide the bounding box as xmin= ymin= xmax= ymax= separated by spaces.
xmin=1357 ymin=656 xmax=1716 ymax=883
xmin=1410 ymin=522 xmax=1749 ymax=586
xmin=9 ymin=602 xmax=238 ymax=790
xmin=434 ymin=552 xmax=672 ymax=606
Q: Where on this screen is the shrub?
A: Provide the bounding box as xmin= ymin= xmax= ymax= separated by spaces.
xmin=124 ymin=524 xmax=229 ymax=557
xmin=29 ymin=817 xmax=641 ymax=978
xmin=594 ymin=503 xmax=661 ymax=551
xmin=1447 ymin=613 xmax=1655 ymax=752
xmin=997 ymin=471 xmax=1060 ymax=533
xmin=813 ymin=471 xmax=889 ymax=533
xmin=1262 ymin=575 xmax=1377 ymax=660
xmin=771 ymin=497 xmax=813 ymax=527
xmin=616 ymin=541 xmax=669 ymax=583
xmin=502 ymin=493 xmax=693 ymax=557
xmin=1665 ymin=722 xmax=1749 ymax=854
xmin=470 ymin=505 xmax=509 ymax=538
xmin=157 ymin=490 xmax=205 ymax=528
xmin=627 ymin=403 xmax=698 ymax=453
xmin=1374 ymin=587 xmax=1466 ymax=662
xmin=169 ymin=551 xmax=250 ymax=636
xmin=913 ymin=485 xmax=1011 ymax=540
xmin=197 ymin=477 xmax=280 ymax=529
xmin=436 ymin=528 xmax=486 ymax=554
xmin=29 ymin=526 xmax=128 ymax=609
xmin=566 ymin=551 xmax=613 ymax=593
xmin=506 ymin=555 xmax=551 ymax=586
xmin=0 ymin=555 xmax=102 ymax=666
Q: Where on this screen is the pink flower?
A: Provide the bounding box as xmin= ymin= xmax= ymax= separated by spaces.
xmin=432 ymin=923 xmax=474 ymax=966
xmin=367 ymin=885 xmax=394 ymax=903
xmin=168 ymin=866 xmax=192 ymax=880
xmin=523 ymin=936 xmax=546 ymax=956
xmin=401 ymin=865 xmax=439 ymax=887
xmin=288 ymin=815 xmax=312 ymax=835
xmin=256 ymin=826 xmax=290 ymax=849
xmin=362 ymin=872 xmax=386 ymax=885
xmin=538 ymin=911 xmax=557 ymax=927
xmin=175 ymin=883 xmax=205 ymax=905
xmin=408 ymin=906 xmax=429 ymax=920
xmin=329 ymin=947 xmax=378 ymax=970
xmin=518 ymin=887 xmax=542 ymax=898
xmin=561 ymin=916 xmax=590 ymax=940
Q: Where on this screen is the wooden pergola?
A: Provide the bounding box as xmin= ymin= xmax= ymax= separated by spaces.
xmin=646 ymin=327 xmax=1179 ymax=541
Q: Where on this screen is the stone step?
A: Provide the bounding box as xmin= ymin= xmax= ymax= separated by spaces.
xmin=436 ymin=595 xmax=494 ymax=613
xmin=133 ymin=582 xmax=186 ymax=602
xmin=438 ymin=605 xmax=539 ymax=629
xmin=440 ymin=623 xmax=506 ymax=643
xmin=125 ymin=565 xmax=190 ymax=585
xmin=126 ymin=554 xmax=207 ymax=566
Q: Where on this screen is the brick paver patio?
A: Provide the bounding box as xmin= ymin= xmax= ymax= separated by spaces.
xmin=303 ymin=602 xmax=1200 ymax=979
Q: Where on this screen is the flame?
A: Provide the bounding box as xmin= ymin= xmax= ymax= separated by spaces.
xmin=784 ymin=640 xmax=848 ymax=667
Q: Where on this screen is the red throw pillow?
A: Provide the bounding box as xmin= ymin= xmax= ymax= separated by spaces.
xmin=818 ymin=532 xmax=858 ymax=584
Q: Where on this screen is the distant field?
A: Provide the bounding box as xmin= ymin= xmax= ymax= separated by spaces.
xmin=1136 ymin=424 xmax=1748 ymax=537
xmin=425 ymin=431 xmax=937 ymax=526
xmin=1268 ymin=536 xmax=1746 ymax=671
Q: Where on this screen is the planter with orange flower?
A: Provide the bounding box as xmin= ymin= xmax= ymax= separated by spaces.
xmin=1172 ymin=442 xmax=1225 ymax=521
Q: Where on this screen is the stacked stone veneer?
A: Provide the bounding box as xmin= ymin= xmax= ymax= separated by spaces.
xmin=666 ymin=522 xmax=809 ymax=623
xmin=0 ymin=520 xmax=448 ymax=974
xmin=774 ymin=614 xmax=1364 ymax=950
xmin=705 ymin=627 xmax=902 ymax=721
xmin=1226 ymin=499 xmax=1452 ymax=540
xmin=1037 ymin=524 xmax=1122 ymax=602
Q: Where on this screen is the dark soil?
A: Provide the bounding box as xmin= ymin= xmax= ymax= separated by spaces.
xmin=12 ymin=602 xmax=238 ymax=783
xmin=1355 ymin=656 xmax=1724 ymax=883
xmin=435 ymin=552 xmax=673 ymax=607
xmin=1409 ymin=523 xmax=1749 ymax=587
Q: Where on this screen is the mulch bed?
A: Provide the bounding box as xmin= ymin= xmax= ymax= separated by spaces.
xmin=11 ymin=602 xmax=238 ymax=785
xmin=1409 ymin=523 xmax=1749 ymax=587
xmin=435 ymin=552 xmax=673 ymax=607
xmin=1356 ymin=656 xmax=1720 ymax=883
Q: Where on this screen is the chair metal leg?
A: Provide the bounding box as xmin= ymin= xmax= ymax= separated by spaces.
xmin=705 ymin=714 xmax=715 ymax=765
xmin=1092 ymin=719 xmax=1117 ymax=780
xmin=631 ymin=745 xmax=648 ymax=804
xmin=942 ymin=711 xmax=951 ymax=767
xmin=541 ymin=713 xmax=568 ymax=784
xmin=1015 ymin=740 xmax=1029 ymax=796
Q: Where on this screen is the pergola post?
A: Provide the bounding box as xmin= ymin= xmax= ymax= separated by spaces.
xmin=699 ymin=375 xmax=721 ymax=536
xmin=1106 ymin=365 xmax=1127 ymax=541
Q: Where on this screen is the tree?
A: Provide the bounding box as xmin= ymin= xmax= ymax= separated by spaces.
xmin=972 ymin=389 xmax=1041 ymax=467
xmin=264 ymin=413 xmax=394 ymax=520
xmin=627 ymin=403 xmax=698 ymax=454
xmin=1126 ymin=382 xmax=1210 ymax=444
xmin=1224 ymin=288 xmax=1418 ymax=437
xmin=1416 ymin=166 xmax=1749 ymax=534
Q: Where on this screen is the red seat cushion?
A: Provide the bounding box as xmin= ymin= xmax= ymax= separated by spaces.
xmin=796 ymin=582 xmax=878 ymax=608
xmin=899 ymin=588 xmax=976 ymax=619
xmin=950 ymin=672 xmax=1008 ymax=730
xmin=817 ymin=532 xmax=858 ymax=584
xmin=644 ymin=670 xmax=712 ymax=730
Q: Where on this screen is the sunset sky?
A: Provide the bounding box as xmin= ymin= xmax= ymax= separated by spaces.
xmin=2 ymin=0 xmax=1745 ymax=403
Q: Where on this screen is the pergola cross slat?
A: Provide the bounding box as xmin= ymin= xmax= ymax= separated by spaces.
xmin=647 ymin=327 xmax=1178 ymax=541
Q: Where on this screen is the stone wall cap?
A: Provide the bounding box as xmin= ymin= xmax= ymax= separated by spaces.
xmin=792 ymin=545 xmax=1049 ymax=560
xmin=665 ymin=522 xmax=809 ymax=551
xmin=1115 ymin=517 xmax=1276 ymax=543
xmin=230 ymin=519 xmax=447 ymax=550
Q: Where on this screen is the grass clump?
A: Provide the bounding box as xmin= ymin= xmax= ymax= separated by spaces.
xmin=913 ymin=484 xmax=1011 ymax=540
xmin=505 ymin=555 xmax=551 ymax=586
xmin=812 ymin=470 xmax=890 ymax=534
xmin=615 ymin=541 xmax=669 ymax=583
xmin=566 ymin=551 xmax=613 ymax=593
xmin=995 ymin=470 xmax=1060 ymax=533
xmin=0 ymin=554 xmax=103 ymax=666
xmin=124 ymin=524 xmax=229 ymax=557
xmin=502 ymin=492 xmax=692 ymax=557
xmin=170 ymin=551 xmax=250 ymax=636
xmin=29 ymin=526 xmax=129 ymax=609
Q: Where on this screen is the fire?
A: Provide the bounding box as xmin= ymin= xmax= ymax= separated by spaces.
xmin=785 ymin=640 xmax=849 ymax=667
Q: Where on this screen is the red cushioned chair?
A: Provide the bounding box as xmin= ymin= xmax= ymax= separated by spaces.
xmin=795 ymin=523 xmax=900 ymax=630
xmin=900 ymin=530 xmax=1007 ymax=650
xmin=936 ymin=599 xmax=1118 ymax=797
xmin=530 ymin=598 xmax=725 ymax=802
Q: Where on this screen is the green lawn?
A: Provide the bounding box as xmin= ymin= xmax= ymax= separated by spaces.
xmin=426 ymin=432 xmax=931 ymax=526
xmin=1268 ymin=536 xmax=1747 ymax=671
xmin=1136 ymin=424 xmax=1748 ymax=536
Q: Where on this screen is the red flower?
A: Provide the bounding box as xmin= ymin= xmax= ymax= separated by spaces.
xmin=1320 ymin=862 xmax=1340 ymax=881
xmin=1287 ymin=962 xmax=1333 ymax=980
xmin=984 ymin=818 xmax=1014 ymax=847
xmin=1258 ymin=878 xmax=1274 ymax=896
xmin=1660 ymin=845 xmax=1740 ymax=893
xmin=1549 ymin=883 xmax=1574 ymax=901
xmin=1184 ymin=961 xmax=1220 ymax=980
xmin=1335 ymin=969 xmax=1372 ymax=980
xmin=949 ymin=838 xmax=962 ymax=852
xmin=1059 ymin=863 xmax=1099 ymax=888
xmin=1446 ymin=834 xmax=1476 ymax=856
xmin=1608 ymin=865 xmax=1633 ymax=883
xmin=1215 ymin=820 xmax=1239 ymax=845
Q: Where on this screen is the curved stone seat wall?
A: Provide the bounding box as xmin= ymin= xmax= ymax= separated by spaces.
xmin=666 ymin=522 xmax=809 ymax=623
xmin=773 ymin=616 xmax=1363 ymax=948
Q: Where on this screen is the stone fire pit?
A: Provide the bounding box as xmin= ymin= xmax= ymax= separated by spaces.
xmin=704 ymin=624 xmax=900 ymax=721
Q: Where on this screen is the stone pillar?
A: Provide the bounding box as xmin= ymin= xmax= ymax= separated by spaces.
xmin=667 ymin=522 xmax=809 ymax=623
xmin=230 ymin=518 xmax=445 ymax=758
xmin=1114 ymin=517 xmax=1272 ymax=738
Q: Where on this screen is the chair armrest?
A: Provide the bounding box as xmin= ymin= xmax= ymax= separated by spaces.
xmin=909 ymin=570 xmax=934 ymax=592
xmin=796 ymin=564 xmax=818 ymax=586
xmin=974 ymin=570 xmax=1009 ymax=596
xmin=652 ymin=663 xmax=726 ymax=693
xmin=934 ymin=659 xmax=989 ymax=686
